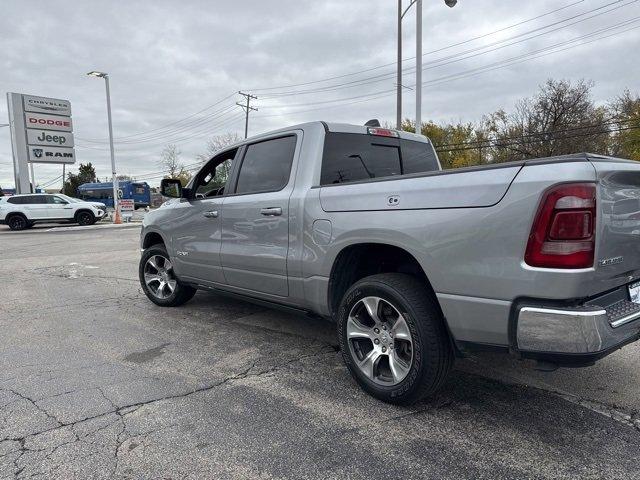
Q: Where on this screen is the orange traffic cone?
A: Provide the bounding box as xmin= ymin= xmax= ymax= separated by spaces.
xmin=113 ymin=207 xmax=122 ymax=224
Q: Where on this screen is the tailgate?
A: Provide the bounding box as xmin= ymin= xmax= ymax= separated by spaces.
xmin=593 ymin=157 xmax=640 ymax=285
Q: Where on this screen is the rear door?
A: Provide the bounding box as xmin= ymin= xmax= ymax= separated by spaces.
xmin=23 ymin=195 xmax=49 ymax=219
xmin=220 ymin=133 xmax=299 ymax=297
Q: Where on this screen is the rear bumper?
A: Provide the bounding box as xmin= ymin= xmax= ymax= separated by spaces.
xmin=515 ymin=296 xmax=640 ymax=365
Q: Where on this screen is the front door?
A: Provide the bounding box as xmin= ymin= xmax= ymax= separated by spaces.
xmin=220 ymin=134 xmax=299 ymax=298
xmin=47 ymin=195 xmax=74 ymax=219
xmin=171 ymin=148 xmax=238 ymax=286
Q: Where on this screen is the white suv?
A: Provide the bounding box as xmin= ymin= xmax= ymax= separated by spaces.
xmin=0 ymin=194 xmax=107 ymax=231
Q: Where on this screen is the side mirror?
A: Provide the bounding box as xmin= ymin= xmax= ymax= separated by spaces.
xmin=160 ymin=178 xmax=183 ymax=198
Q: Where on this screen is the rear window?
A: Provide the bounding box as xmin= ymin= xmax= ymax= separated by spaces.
xmin=7 ymin=196 xmax=40 ymax=204
xmin=320 ymin=133 xmax=439 ymax=185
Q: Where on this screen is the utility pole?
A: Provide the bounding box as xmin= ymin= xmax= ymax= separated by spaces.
xmin=415 ymin=0 xmax=423 ymax=136
xmin=397 ymin=0 xmax=403 ymax=130
xmin=237 ymin=91 xmax=258 ymax=139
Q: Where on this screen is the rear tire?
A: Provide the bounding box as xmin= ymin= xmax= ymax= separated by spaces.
xmin=7 ymin=214 xmax=28 ymax=231
xmin=139 ymin=244 xmax=196 ymax=307
xmin=76 ymin=211 xmax=96 ymax=226
xmin=337 ymin=273 xmax=453 ymax=405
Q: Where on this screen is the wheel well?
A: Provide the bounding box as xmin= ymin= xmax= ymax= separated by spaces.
xmin=142 ymin=232 xmax=165 ymax=249
xmin=6 ymin=212 xmax=26 ymax=220
xmin=74 ymin=209 xmax=94 ymax=220
xmin=328 ymin=243 xmax=436 ymax=316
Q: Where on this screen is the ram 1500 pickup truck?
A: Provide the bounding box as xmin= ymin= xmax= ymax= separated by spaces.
xmin=139 ymin=121 xmax=640 ymax=404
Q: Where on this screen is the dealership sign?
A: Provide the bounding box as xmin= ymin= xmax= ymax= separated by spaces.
xmin=24 ymin=112 xmax=73 ymax=132
xmin=7 ymin=92 xmax=76 ymax=192
xmin=23 ymin=94 xmax=72 ymax=116
xmin=28 ymin=145 xmax=76 ymax=164
xmin=26 ymin=129 xmax=74 ymax=148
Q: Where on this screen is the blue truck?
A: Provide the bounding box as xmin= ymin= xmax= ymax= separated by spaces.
xmin=77 ymin=181 xmax=151 ymax=209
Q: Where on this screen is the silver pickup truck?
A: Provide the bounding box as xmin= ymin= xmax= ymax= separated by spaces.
xmin=139 ymin=121 xmax=640 ymax=404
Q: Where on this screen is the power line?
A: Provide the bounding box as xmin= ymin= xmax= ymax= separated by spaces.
xmin=77 ymin=92 xmax=237 ymax=142
xmin=246 ymin=0 xmax=588 ymax=92
xmin=236 ymin=92 xmax=258 ymax=139
xmin=434 ymin=120 xmax=640 ymax=153
xmin=77 ymin=102 xmax=239 ymax=145
xmin=253 ymin=20 xmax=640 ymax=119
xmin=258 ymin=0 xmax=638 ymax=101
xmin=75 ymin=111 xmax=245 ymax=151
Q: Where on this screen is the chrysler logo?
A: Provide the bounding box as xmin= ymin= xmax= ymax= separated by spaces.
xmin=26 ymin=99 xmax=69 ymax=112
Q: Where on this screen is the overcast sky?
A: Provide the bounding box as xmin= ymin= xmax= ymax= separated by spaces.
xmin=1 ymin=0 xmax=639 ymax=189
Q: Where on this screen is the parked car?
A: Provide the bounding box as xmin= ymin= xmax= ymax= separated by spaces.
xmin=138 ymin=121 xmax=640 ymax=404
xmin=0 ymin=193 xmax=107 ymax=230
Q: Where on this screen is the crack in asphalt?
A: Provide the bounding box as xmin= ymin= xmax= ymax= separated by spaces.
xmin=556 ymin=391 xmax=640 ymax=432
xmin=1 ymin=345 xmax=337 ymax=478
xmin=1 ymin=388 xmax=62 ymax=427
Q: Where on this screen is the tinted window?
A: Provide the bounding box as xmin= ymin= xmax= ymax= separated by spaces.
xmin=401 ymin=139 xmax=440 ymax=174
xmin=235 ymin=136 xmax=297 ymax=195
xmin=321 ymin=133 xmax=439 ymax=185
xmin=10 ymin=195 xmax=38 ymax=204
xmin=49 ymin=196 xmax=67 ymax=204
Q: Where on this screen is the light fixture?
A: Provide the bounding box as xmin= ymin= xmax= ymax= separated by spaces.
xmin=87 ymin=71 xmax=107 ymax=78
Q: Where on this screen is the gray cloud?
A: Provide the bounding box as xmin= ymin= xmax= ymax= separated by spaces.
xmin=1 ymin=0 xmax=639 ymax=188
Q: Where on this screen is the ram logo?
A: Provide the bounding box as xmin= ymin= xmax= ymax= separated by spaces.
xmin=387 ymin=195 xmax=400 ymax=207
xmin=33 ymin=148 xmax=43 ymax=158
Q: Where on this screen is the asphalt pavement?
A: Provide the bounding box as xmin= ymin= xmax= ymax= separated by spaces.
xmin=1 ymin=225 xmax=639 ymax=479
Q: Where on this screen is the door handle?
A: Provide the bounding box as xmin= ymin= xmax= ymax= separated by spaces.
xmin=260 ymin=207 xmax=282 ymax=216
xmin=203 ymin=210 xmax=219 ymax=218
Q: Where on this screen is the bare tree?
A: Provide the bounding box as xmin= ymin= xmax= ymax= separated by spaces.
xmin=197 ymin=133 xmax=241 ymax=163
xmin=482 ymin=79 xmax=609 ymax=162
xmin=159 ymin=144 xmax=183 ymax=177
xmin=160 ymin=144 xmax=192 ymax=186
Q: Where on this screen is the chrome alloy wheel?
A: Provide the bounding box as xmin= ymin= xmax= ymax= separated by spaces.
xmin=143 ymin=255 xmax=177 ymax=300
xmin=346 ymin=296 xmax=414 ymax=386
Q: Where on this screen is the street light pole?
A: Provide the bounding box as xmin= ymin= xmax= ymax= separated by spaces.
xmin=87 ymin=71 xmax=121 ymax=224
xmin=396 ymin=0 xmax=458 ymax=134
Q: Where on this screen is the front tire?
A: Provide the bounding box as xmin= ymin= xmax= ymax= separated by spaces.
xmin=76 ymin=211 xmax=96 ymax=226
xmin=337 ymin=273 xmax=453 ymax=405
xmin=139 ymin=244 xmax=196 ymax=307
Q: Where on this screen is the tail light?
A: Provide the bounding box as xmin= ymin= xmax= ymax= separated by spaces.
xmin=367 ymin=127 xmax=399 ymax=138
xmin=525 ymin=183 xmax=596 ymax=269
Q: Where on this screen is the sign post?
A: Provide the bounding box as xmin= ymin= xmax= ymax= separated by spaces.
xmin=6 ymin=93 xmax=75 ymax=193
xmin=119 ymin=199 xmax=134 ymax=222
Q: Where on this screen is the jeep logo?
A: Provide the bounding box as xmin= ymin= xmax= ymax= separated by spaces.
xmin=36 ymin=131 xmax=67 ymax=145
